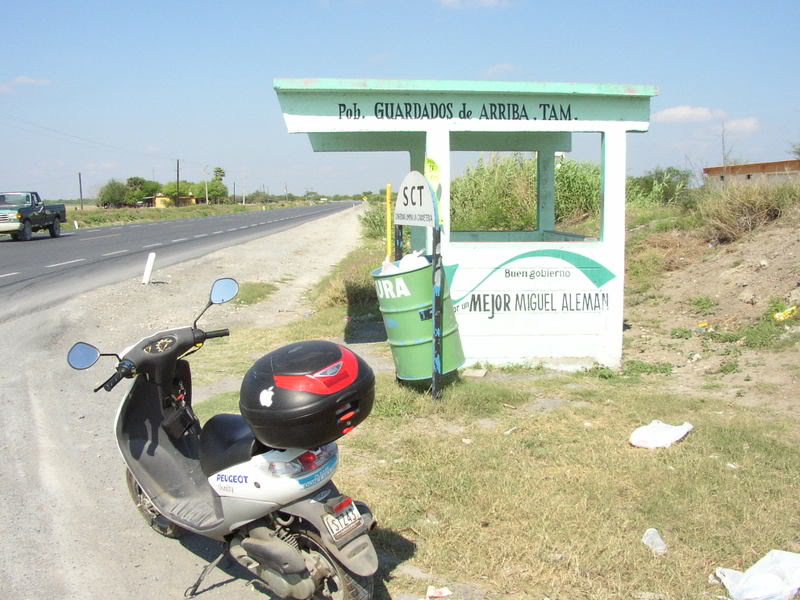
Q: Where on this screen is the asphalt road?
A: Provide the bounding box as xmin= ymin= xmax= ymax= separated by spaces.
xmin=0 ymin=202 xmax=355 ymax=324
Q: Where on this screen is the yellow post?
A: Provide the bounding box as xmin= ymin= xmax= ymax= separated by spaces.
xmin=385 ymin=184 xmax=392 ymax=259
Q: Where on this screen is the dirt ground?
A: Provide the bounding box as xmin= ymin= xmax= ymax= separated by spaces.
xmin=622 ymin=210 xmax=800 ymax=418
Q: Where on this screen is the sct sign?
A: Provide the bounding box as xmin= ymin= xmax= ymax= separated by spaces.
xmin=394 ymin=171 xmax=437 ymax=228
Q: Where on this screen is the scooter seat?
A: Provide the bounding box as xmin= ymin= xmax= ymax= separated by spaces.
xmin=199 ymin=413 xmax=267 ymax=477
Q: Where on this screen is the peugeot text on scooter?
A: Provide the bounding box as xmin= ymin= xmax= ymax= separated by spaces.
xmin=67 ymin=278 xmax=378 ymax=600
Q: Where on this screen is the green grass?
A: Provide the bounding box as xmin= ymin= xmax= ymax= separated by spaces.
xmin=687 ymin=295 xmax=719 ymax=315
xmin=64 ymin=201 xmax=308 ymax=230
xmin=702 ymin=298 xmax=800 ymax=350
xmin=234 ymin=281 xmax=278 ymax=306
xmin=671 ymin=327 xmax=693 ymax=339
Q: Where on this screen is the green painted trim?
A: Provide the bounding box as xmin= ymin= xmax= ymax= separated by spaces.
xmin=449 ymin=249 xmax=616 ymax=304
xmin=274 ymin=78 xmax=658 ymax=98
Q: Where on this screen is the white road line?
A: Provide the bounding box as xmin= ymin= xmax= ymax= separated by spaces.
xmin=102 ymin=250 xmax=127 ymax=256
xmin=212 ymin=231 xmax=223 ymax=234
xmin=0 ymin=272 xmax=20 ymax=279
xmin=45 ymin=259 xmax=86 ymax=268
xmin=227 ymin=228 xmax=237 ymax=232
xmin=194 ymin=234 xmax=208 ymax=238
xmin=143 ymin=243 xmax=162 ymax=248
xmin=172 ymin=238 xmax=188 ymax=242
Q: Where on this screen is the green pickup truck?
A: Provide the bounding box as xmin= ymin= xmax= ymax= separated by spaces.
xmin=0 ymin=192 xmax=67 ymax=241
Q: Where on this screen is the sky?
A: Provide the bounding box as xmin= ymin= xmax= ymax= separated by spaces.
xmin=1 ymin=0 xmax=798 ymax=200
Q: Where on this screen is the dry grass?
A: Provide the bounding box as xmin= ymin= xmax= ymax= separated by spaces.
xmin=697 ymin=182 xmax=800 ymax=243
xmin=335 ymin=374 xmax=800 ymax=599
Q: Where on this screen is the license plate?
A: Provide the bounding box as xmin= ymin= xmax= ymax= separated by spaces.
xmin=322 ymin=503 xmax=363 ymax=541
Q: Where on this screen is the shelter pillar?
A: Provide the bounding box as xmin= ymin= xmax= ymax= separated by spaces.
xmin=536 ymin=151 xmax=556 ymax=235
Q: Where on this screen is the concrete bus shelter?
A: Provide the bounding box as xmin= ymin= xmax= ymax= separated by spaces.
xmin=275 ymin=78 xmax=657 ymax=369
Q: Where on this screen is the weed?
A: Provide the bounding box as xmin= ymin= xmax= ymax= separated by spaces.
xmin=623 ymin=360 xmax=673 ymax=375
xmin=671 ymin=327 xmax=693 ymax=339
xmin=582 ymin=364 xmax=617 ymax=379
xmin=688 ymin=295 xmax=719 ymax=315
xmin=718 ymin=360 xmax=740 ymax=374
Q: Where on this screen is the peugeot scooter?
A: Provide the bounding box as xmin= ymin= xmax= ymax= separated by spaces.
xmin=67 ymin=278 xmax=377 ymax=600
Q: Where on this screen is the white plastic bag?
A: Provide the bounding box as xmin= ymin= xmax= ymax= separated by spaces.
xmin=629 ymin=420 xmax=693 ymax=449
xmin=397 ymin=250 xmax=429 ymax=272
xmin=715 ymin=550 xmax=800 ymax=600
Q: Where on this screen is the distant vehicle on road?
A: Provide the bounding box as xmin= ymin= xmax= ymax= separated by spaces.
xmin=0 ymin=192 xmax=67 ymax=241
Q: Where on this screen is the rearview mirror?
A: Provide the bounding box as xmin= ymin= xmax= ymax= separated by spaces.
xmin=67 ymin=342 xmax=101 ymax=370
xmin=210 ymin=278 xmax=239 ymax=305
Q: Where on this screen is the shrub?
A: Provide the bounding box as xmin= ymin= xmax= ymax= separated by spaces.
xmin=627 ymin=167 xmax=692 ymax=207
xmin=359 ymin=199 xmax=386 ymax=239
xmin=696 ymin=182 xmax=800 ymax=243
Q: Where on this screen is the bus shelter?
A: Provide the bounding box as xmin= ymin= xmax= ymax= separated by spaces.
xmin=275 ymin=78 xmax=657 ymax=369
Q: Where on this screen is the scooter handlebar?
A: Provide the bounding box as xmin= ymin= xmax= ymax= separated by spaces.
xmin=203 ymin=328 xmax=230 ymax=340
xmin=94 ymin=360 xmax=135 ymax=393
xmin=101 ymin=370 xmax=125 ymax=392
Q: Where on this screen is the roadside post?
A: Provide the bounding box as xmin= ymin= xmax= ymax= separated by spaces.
xmin=394 ymin=171 xmax=445 ymax=399
xmin=384 ymin=184 xmax=392 ymax=259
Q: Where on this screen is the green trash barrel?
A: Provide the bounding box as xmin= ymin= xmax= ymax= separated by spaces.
xmin=372 ymin=257 xmax=465 ymax=381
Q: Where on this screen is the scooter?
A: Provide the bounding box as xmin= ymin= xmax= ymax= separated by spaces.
xmin=67 ymin=278 xmax=378 ymax=600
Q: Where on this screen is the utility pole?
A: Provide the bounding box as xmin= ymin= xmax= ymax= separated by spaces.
xmin=233 ymin=181 xmax=236 ymax=203
xmin=176 ymin=159 xmax=180 ymax=202
xmin=78 ymin=172 xmax=83 ymax=210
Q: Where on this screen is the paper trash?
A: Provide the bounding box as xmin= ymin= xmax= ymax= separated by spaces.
xmin=629 ymin=420 xmax=693 ymax=449
xmin=379 ymin=256 xmax=401 ymax=275
xmin=715 ymin=550 xmax=800 ymax=600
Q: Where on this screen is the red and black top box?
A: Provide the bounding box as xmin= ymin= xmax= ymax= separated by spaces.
xmin=239 ymin=340 xmax=374 ymax=449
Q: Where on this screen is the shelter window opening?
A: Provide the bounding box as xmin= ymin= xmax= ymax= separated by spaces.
xmin=448 ymin=133 xmax=603 ymax=243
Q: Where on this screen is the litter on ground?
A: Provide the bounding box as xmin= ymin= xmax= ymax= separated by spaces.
xmin=629 ymin=420 xmax=693 ymax=449
xmin=715 ymin=549 xmax=800 ymax=600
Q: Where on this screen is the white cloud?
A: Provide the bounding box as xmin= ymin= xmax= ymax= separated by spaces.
xmin=14 ymin=76 xmax=50 ymax=86
xmin=0 ymin=75 xmax=50 ymax=95
xmin=652 ymin=105 xmax=727 ymax=123
xmin=484 ymin=63 xmax=517 ymax=77
xmin=439 ymin=0 xmax=509 ymax=7
xmin=725 ymin=117 xmax=760 ymax=135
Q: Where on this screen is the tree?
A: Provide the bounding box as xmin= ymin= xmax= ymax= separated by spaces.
xmin=213 ymin=167 xmax=225 ymax=181
xmin=161 ymin=180 xmax=196 ymax=200
xmin=125 ymin=176 xmax=161 ymax=206
xmin=97 ymin=179 xmax=128 ymax=208
xmin=204 ymin=179 xmax=228 ymax=203
xmin=791 ymin=142 xmax=800 ymax=159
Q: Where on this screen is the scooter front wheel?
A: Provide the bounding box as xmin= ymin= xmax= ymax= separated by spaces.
xmin=125 ymin=469 xmax=185 ymax=539
xmin=292 ymin=526 xmax=373 ymax=600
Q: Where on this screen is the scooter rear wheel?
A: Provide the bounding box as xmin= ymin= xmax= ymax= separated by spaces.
xmin=291 ymin=526 xmax=373 ymax=600
xmin=125 ymin=469 xmax=185 ymax=539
